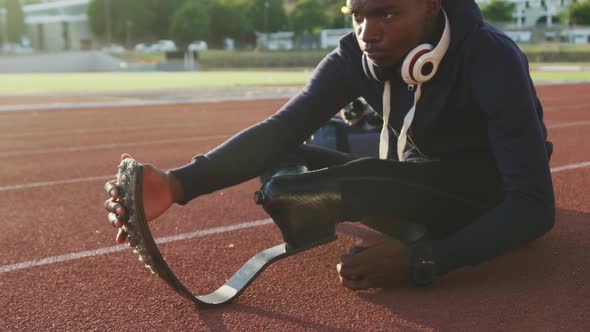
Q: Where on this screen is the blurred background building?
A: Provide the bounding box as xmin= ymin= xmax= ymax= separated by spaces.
xmin=24 ymin=0 xmax=91 ymax=51
xmin=475 ymin=0 xmax=574 ymax=28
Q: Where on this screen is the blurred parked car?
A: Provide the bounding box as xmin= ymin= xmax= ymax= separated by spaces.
xmin=151 ymin=40 xmax=178 ymax=52
xmin=135 ymin=40 xmax=178 ymax=53
xmin=187 ymin=40 xmax=208 ymax=52
xmin=1 ymin=43 xmax=34 ymax=54
xmin=101 ymin=43 xmax=126 ymax=53
xmin=134 ymin=43 xmax=150 ymax=52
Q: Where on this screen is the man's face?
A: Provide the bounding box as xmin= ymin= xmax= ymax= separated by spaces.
xmin=347 ymin=0 xmax=435 ymax=67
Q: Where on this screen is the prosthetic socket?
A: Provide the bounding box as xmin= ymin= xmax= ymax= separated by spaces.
xmin=255 ymin=167 xmax=343 ymax=249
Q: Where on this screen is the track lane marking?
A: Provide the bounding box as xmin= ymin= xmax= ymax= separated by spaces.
xmin=0 ymin=83 xmax=586 ymax=113
xmin=546 ymin=121 xmax=590 ymax=129
xmin=1 ymin=119 xmax=587 ymax=142
xmin=1 ymin=161 xmax=590 ymax=192
xmin=0 ymin=219 xmax=273 ymax=274
xmin=0 ymin=120 xmax=586 ymax=159
xmin=0 ymin=135 xmax=230 ymax=157
xmin=0 ymin=123 xmax=204 ymax=139
xmin=551 ymin=161 xmax=590 ymax=173
xmin=544 ymin=103 xmax=590 ymax=112
xmin=0 ymin=175 xmax=114 ymax=191
xmin=0 ymin=94 xmax=293 ymax=113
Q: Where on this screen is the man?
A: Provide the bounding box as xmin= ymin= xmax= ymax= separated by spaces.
xmin=105 ymin=0 xmax=554 ymax=290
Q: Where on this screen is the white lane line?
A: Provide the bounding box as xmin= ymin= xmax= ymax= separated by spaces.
xmin=551 ymin=161 xmax=590 ymax=173
xmin=0 ymin=219 xmax=273 ymax=274
xmin=0 ymin=135 xmax=229 ymax=157
xmin=544 ymin=103 xmax=590 ymax=112
xmin=2 ymin=161 xmax=590 ymax=192
xmin=547 ymin=121 xmax=590 ymax=129
xmin=1 ymin=121 xmax=585 ymax=156
xmin=1 ymin=119 xmax=587 ymax=141
xmin=0 ymin=175 xmax=113 ymax=191
xmin=0 ymin=94 xmax=294 ymax=113
xmin=0 ymin=123 xmax=202 ymax=139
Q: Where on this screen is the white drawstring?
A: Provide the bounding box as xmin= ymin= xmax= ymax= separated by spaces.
xmin=379 ymin=81 xmax=392 ymax=160
xmin=378 ymin=82 xmax=422 ymax=161
xmin=397 ymin=83 xmax=422 ymax=161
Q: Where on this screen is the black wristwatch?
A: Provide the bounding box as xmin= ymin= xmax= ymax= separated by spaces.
xmin=410 ymin=239 xmax=436 ymax=287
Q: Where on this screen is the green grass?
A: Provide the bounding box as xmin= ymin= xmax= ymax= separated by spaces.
xmin=530 ymin=62 xmax=590 ymax=67
xmin=520 ymin=43 xmax=590 ymax=53
xmin=530 ymin=71 xmax=590 ymax=82
xmin=0 ymin=71 xmax=313 ymax=95
xmin=0 ymin=69 xmax=587 ymax=95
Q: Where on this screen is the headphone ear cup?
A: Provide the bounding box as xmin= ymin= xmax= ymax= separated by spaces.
xmin=401 ymin=44 xmax=433 ymax=85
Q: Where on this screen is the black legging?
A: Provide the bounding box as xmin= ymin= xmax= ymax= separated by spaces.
xmin=259 ymin=144 xmax=504 ymax=245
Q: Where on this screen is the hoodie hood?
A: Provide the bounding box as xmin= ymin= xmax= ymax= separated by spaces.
xmin=442 ymin=0 xmax=484 ymax=50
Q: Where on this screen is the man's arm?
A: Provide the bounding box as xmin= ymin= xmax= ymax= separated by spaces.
xmin=432 ymin=30 xmax=555 ymax=275
xmin=170 ymin=48 xmax=361 ymax=204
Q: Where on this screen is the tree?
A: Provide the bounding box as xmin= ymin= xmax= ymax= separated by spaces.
xmin=5 ymin=0 xmax=26 ymax=43
xmin=246 ymin=0 xmax=288 ymax=33
xmin=289 ymin=0 xmax=328 ymax=35
xmin=0 ymin=24 xmax=4 ymax=46
xmin=480 ymin=0 xmax=516 ymax=23
xmin=88 ymin=0 xmax=191 ymax=44
xmin=169 ymin=0 xmax=211 ymax=49
xmin=88 ymin=0 xmax=156 ymax=44
xmin=146 ymin=0 xmax=187 ymax=40
xmin=324 ymin=0 xmax=350 ymax=29
xmin=568 ymin=1 xmax=590 ymax=25
xmin=208 ymin=0 xmax=254 ymax=48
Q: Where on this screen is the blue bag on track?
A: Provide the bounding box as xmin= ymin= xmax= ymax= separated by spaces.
xmin=307 ymin=98 xmax=382 ymax=158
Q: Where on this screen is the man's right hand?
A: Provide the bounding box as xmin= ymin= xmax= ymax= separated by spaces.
xmin=104 ymin=153 xmax=184 ymax=244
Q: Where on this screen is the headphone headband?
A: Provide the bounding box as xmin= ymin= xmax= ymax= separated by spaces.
xmin=434 ymin=9 xmax=451 ymax=62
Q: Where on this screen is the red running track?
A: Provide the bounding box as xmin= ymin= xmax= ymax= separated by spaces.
xmin=0 ymin=85 xmax=589 ymax=331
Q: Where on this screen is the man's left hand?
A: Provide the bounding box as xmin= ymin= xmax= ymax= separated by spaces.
xmin=337 ymin=233 xmax=413 ymax=290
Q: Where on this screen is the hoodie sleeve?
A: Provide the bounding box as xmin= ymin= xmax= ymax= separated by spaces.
xmin=170 ymin=45 xmax=360 ymax=204
xmin=432 ymin=30 xmax=555 ymax=274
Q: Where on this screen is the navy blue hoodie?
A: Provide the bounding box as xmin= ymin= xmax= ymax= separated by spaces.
xmin=172 ymin=0 xmax=555 ymax=275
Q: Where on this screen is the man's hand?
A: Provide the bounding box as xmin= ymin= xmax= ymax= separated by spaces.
xmin=337 ymin=232 xmax=413 ymax=290
xmin=104 ymin=153 xmax=184 ymax=244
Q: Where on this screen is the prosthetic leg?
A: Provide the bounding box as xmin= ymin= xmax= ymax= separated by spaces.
xmin=114 ymin=159 xmax=341 ymax=307
xmin=114 ymin=158 xmax=426 ymax=307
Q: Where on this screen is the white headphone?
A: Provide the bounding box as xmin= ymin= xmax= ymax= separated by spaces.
xmin=362 ymin=9 xmax=451 ymax=85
